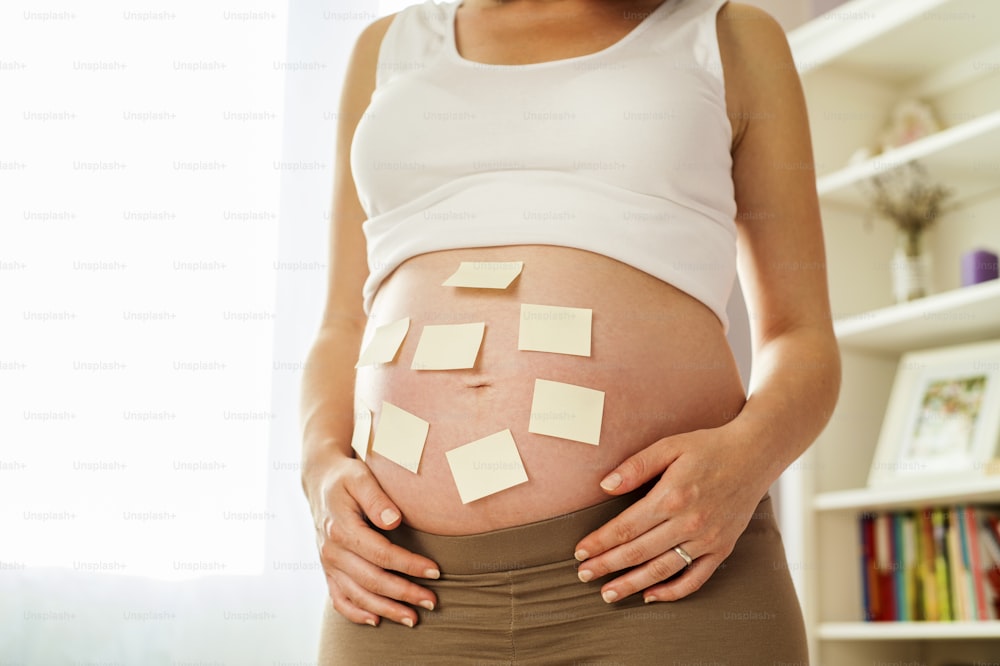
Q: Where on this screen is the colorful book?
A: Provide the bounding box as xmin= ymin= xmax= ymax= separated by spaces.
xmin=932 ymin=508 xmax=953 ymax=621
xmin=946 ymin=506 xmax=969 ymax=620
xmin=892 ymin=512 xmax=908 ymax=621
xmin=858 ymin=505 xmax=1000 ymax=623
xmin=963 ymin=506 xmax=987 ymax=620
xmin=919 ymin=508 xmax=939 ymax=621
xmin=981 ymin=510 xmax=1000 ymax=618
xmin=901 ymin=511 xmax=919 ymax=621
xmin=874 ymin=512 xmax=897 ymax=620
xmin=860 ymin=512 xmax=877 ymax=621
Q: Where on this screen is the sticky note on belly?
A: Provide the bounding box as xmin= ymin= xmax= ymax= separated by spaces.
xmin=445 ymin=429 xmax=529 ymax=504
xmin=371 ymin=401 xmax=429 ymax=473
xmin=442 ymin=261 xmax=523 ymax=289
xmin=518 ymin=304 xmax=592 ymax=357
xmin=411 ymin=322 xmax=486 ymax=370
xmin=350 ymin=404 xmax=372 ymax=461
xmin=355 ymin=317 xmax=410 ymax=368
xmin=528 ymin=378 xmax=604 ymax=445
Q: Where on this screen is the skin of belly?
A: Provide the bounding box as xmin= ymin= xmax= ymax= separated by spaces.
xmin=355 ymin=245 xmax=747 ymax=535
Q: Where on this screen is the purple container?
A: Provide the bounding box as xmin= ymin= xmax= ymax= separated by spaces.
xmin=962 ymin=249 xmax=999 ymax=286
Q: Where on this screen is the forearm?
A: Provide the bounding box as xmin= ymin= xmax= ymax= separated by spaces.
xmin=299 ymin=318 xmax=366 ymax=505
xmin=728 ymin=324 xmax=841 ymax=493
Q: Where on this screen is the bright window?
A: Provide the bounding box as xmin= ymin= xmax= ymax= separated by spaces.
xmin=1 ymin=1 xmax=287 ymax=580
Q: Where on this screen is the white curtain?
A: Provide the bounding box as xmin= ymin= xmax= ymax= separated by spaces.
xmin=0 ymin=1 xmax=405 ymax=663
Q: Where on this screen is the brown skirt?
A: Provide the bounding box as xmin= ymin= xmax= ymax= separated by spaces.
xmin=317 ymin=489 xmax=808 ymax=665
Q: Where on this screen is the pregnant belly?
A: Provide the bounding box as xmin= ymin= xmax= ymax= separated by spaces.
xmin=355 ymin=245 xmax=746 ymax=535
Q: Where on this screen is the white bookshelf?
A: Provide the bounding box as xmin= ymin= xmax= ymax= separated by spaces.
xmin=834 ymin=279 xmax=1000 ymax=353
xmin=815 ymin=478 xmax=1000 ymax=512
xmin=815 ymin=109 xmax=1000 ymax=206
xmin=783 ymin=0 xmax=1000 ymax=663
xmin=818 ymin=621 xmax=1000 ymax=641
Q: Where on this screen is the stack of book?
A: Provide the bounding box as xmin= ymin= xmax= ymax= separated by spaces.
xmin=859 ymin=505 xmax=1000 ymax=621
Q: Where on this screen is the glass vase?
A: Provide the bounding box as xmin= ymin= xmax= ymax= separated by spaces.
xmin=891 ymin=230 xmax=931 ymax=303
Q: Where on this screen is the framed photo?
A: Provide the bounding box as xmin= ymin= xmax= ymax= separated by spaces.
xmin=868 ymin=340 xmax=1000 ymax=488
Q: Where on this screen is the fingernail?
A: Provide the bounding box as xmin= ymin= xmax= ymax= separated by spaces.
xmin=574 ymin=549 xmax=588 ymax=562
xmin=365 ymin=618 xmax=377 ymax=627
xmin=644 ymin=595 xmax=657 ymax=604
xmin=380 ymin=509 xmax=400 ymax=525
xmin=602 ymin=589 xmax=618 ymax=603
xmin=424 ymin=568 xmax=440 ymax=579
xmin=577 ymin=569 xmax=593 ymax=583
xmin=419 ymin=600 xmax=435 ymax=611
xmin=401 ymin=617 xmax=414 ymax=628
xmin=600 ymin=473 xmax=622 ymax=491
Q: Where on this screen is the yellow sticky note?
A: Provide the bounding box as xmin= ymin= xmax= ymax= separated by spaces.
xmin=518 ymin=304 xmax=592 ymax=357
xmin=442 ymin=261 xmax=524 ymax=289
xmin=411 ymin=322 xmax=485 ymax=370
xmin=371 ymin=402 xmax=429 ymax=473
xmin=355 ymin=317 xmax=410 ymax=368
xmin=445 ymin=429 xmax=529 ymax=504
xmin=528 ymin=378 xmax=604 ymax=445
xmin=350 ymin=405 xmax=372 ymax=461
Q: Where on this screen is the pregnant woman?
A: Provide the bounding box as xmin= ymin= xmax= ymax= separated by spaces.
xmin=301 ymin=0 xmax=840 ymax=663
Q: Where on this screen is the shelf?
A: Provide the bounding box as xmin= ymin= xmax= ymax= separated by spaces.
xmin=790 ymin=0 xmax=1000 ymax=84
xmin=814 ymin=478 xmax=1000 ymax=512
xmin=815 ymin=110 xmax=1000 ymax=207
xmin=834 ymin=278 xmax=1000 ymax=353
xmin=818 ymin=621 xmax=1000 ymax=641
xmin=791 ymin=0 xmax=1000 ymax=659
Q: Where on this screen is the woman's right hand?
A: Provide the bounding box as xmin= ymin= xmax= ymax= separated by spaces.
xmin=304 ymin=8 xmax=439 ymax=630
xmin=307 ymin=455 xmax=440 ymax=627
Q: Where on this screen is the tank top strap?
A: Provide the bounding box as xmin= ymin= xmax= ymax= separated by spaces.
xmin=626 ymin=0 xmax=728 ymax=85
xmin=375 ymin=0 xmax=451 ymax=89
xmin=644 ymin=0 xmax=730 ymax=29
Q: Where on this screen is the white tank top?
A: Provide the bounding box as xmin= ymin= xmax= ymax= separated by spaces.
xmin=351 ymin=0 xmax=737 ymax=329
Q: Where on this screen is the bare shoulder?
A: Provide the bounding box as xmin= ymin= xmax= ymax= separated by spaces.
xmin=716 ymin=2 xmax=792 ymax=61
xmin=715 ymin=2 xmax=802 ymax=147
xmin=338 ymin=12 xmax=398 ymax=133
xmin=357 ymin=12 xmax=397 ymax=52
xmin=346 ymin=13 xmax=398 ymax=84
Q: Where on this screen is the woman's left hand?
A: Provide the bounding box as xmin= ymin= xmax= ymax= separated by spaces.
xmin=573 ymin=423 xmax=771 ymax=604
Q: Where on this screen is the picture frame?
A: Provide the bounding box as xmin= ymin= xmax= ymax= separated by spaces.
xmin=867 ymin=339 xmax=1000 ymax=488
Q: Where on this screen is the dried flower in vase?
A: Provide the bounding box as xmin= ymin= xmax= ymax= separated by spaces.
xmin=863 ymin=161 xmax=953 ymax=243
xmin=861 ymin=161 xmax=954 ymax=303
